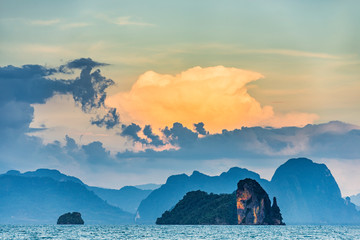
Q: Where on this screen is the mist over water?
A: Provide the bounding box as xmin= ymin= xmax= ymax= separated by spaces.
xmin=1 ymin=225 xmax=359 ymax=240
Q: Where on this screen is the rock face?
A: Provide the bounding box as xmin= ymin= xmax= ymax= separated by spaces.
xmin=57 ymin=212 xmax=84 ymax=225
xmin=236 ymin=178 xmax=284 ymax=225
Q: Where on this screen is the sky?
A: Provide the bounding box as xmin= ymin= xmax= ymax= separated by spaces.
xmin=0 ymin=0 xmax=360 ymax=196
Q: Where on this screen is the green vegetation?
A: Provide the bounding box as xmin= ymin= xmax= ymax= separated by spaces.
xmin=156 ymin=190 xmax=237 ymax=225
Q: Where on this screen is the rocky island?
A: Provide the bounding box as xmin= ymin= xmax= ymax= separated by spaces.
xmin=57 ymin=212 xmax=84 ymax=225
xmin=156 ymin=178 xmax=284 ymax=225
xmin=237 ymin=178 xmax=284 ymax=225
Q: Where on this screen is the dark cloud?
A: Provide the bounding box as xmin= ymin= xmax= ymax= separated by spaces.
xmin=162 ymin=122 xmax=198 ymax=147
xmin=65 ymin=135 xmax=78 ymax=152
xmin=0 ymin=101 xmax=33 ymax=131
xmin=0 ymin=58 xmax=120 ymax=173
xmin=63 ymin=58 xmax=108 ymax=71
xmin=82 ymin=141 xmax=112 ymax=164
xmin=91 ymin=108 xmax=120 ymax=129
xmin=194 ymin=122 xmax=208 ymax=135
xmin=116 ymin=121 xmax=360 ymax=163
xmin=0 ymin=58 xmax=119 ymax=136
xmin=118 ymin=124 xmax=164 ymax=146
xmin=120 ymin=123 xmax=147 ymax=144
xmin=143 ymin=125 xmax=164 ymax=146
xmin=0 ymin=64 xmax=70 ymax=104
xmin=59 ymin=58 xmax=114 ymax=113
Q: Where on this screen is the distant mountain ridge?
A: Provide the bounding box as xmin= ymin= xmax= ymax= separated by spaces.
xmin=136 ymin=158 xmax=360 ymax=225
xmin=87 ymin=186 xmax=151 ymax=214
xmin=2 ymin=157 xmax=359 ymax=225
xmin=5 ymin=169 xmax=84 ymax=185
xmin=2 ymin=169 xmax=152 ymax=215
xmin=136 ymin=167 xmax=270 ymax=224
xmin=0 ymin=174 xmax=133 ymax=224
xmin=350 ymin=193 xmax=360 ymax=211
xmin=134 ymin=183 xmax=162 ymax=190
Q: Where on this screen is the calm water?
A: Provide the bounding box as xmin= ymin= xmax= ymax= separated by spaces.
xmin=0 ymin=225 xmax=360 ymax=240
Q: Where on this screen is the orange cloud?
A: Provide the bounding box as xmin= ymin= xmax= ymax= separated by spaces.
xmin=106 ymin=66 xmax=318 ymax=132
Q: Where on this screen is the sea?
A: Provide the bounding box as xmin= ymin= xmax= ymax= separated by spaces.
xmin=1 ymin=225 xmax=360 ymax=240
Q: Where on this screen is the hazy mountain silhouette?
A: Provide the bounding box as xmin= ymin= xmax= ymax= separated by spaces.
xmin=350 ymin=193 xmax=360 ymax=210
xmin=0 ymin=175 xmax=133 ymax=224
xmin=271 ymin=158 xmax=360 ymax=224
xmin=5 ymin=169 xmax=84 ymax=185
xmin=136 ymin=167 xmax=270 ymax=224
xmin=2 ymin=158 xmax=359 ymax=225
xmin=134 ymin=183 xmax=162 ymax=190
xmin=88 ymin=186 xmax=152 ymax=214
xmin=137 ymin=158 xmax=360 ymax=224
xmin=3 ymin=169 xmax=152 ymax=214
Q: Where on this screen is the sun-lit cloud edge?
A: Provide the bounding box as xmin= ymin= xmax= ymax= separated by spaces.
xmin=106 ymin=65 xmax=318 ymax=133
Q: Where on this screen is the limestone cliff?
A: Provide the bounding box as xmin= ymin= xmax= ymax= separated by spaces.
xmin=236 ymin=178 xmax=284 ymax=225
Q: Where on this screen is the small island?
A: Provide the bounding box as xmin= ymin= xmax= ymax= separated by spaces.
xmin=156 ymin=178 xmax=284 ymax=225
xmin=57 ymin=212 xmax=84 ymax=225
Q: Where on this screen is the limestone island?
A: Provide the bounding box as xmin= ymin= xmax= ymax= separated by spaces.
xmin=57 ymin=212 xmax=84 ymax=225
xmin=156 ymin=178 xmax=284 ymax=225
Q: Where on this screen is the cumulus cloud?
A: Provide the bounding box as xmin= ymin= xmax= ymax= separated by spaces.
xmin=106 ymin=66 xmax=318 ymax=132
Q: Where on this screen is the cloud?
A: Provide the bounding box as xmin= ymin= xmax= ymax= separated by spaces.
xmin=250 ymin=49 xmax=341 ymax=59
xmin=1 ymin=59 xmax=360 ymax=195
xmin=0 ymin=58 xmax=119 ymax=155
xmin=0 ymin=58 xmax=123 ymax=182
xmin=119 ymin=123 xmax=165 ymax=147
xmin=106 ymin=66 xmax=317 ymax=132
xmin=195 ymin=44 xmax=343 ymax=60
xmin=162 ymin=122 xmax=198 ymax=148
xmin=26 ymin=18 xmax=90 ymax=29
xmin=143 ymin=125 xmax=164 ymax=147
xmin=60 ymin=22 xmax=90 ymax=29
xmin=194 ymin=122 xmax=208 ymax=135
xmin=114 ymin=16 xmax=154 ymax=26
xmin=29 ymin=19 xmax=60 ymax=26
xmin=62 ymin=58 xmax=116 ymax=118
xmin=116 ymin=121 xmax=360 ymax=162
xmin=0 ymin=64 xmax=69 ymax=104
xmin=63 ymin=58 xmax=108 ymax=70
xmin=82 ymin=141 xmax=112 ymax=165
xmin=120 ymin=123 xmax=147 ymax=144
xmin=98 ymin=15 xmax=154 ymax=27
xmin=91 ymin=108 xmax=120 ymax=129
xmin=0 ymin=58 xmax=113 ymax=112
